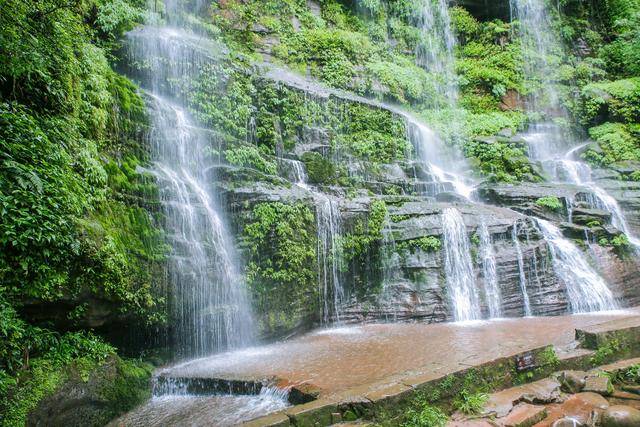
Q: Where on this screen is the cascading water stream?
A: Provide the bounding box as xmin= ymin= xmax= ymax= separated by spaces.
xmin=525 ymin=128 xmax=640 ymax=249
xmin=441 ymin=208 xmax=482 ymax=321
xmin=511 ymin=0 xmax=622 ymax=311
xmin=414 ymin=0 xmax=458 ymax=108
xmin=479 ymin=223 xmax=502 ymax=318
xmin=406 ymin=119 xmax=474 ymax=199
xmin=536 ymin=219 xmax=617 ymax=312
xmin=512 ymin=222 xmax=532 ymax=316
xmin=125 ymin=13 xmax=254 ymax=357
xmin=316 ymin=195 xmax=344 ymax=324
xmin=288 ymin=157 xmax=344 ymax=323
xmin=509 ymin=0 xmax=563 ymax=111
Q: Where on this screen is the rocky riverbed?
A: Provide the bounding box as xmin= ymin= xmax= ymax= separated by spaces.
xmin=449 ymin=359 xmax=640 ymax=427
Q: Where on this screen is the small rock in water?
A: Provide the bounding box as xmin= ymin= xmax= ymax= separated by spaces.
xmin=583 ymin=375 xmax=613 ymax=396
xmin=601 ymin=405 xmax=640 ymax=427
xmin=558 ymin=371 xmax=587 ymax=394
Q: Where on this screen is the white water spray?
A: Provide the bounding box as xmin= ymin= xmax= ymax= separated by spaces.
xmin=479 ymin=223 xmax=502 ymax=318
xmin=536 ymin=219 xmax=617 ymax=313
xmin=441 ymin=208 xmax=482 ymax=321
xmin=125 ymin=18 xmax=254 ymax=357
xmin=512 ymin=222 xmax=532 ymax=316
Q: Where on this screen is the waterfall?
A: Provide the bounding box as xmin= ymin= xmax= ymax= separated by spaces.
xmin=560 ymin=157 xmax=640 ymax=247
xmin=125 ymin=16 xmax=254 ymax=356
xmin=512 ymin=222 xmax=532 ymax=316
xmin=406 ymin=119 xmax=474 ymax=199
xmin=511 ymin=0 xmax=634 ymax=312
xmin=509 ymin=0 xmax=562 ymax=111
xmin=380 ymin=219 xmax=401 ymax=321
xmin=535 ymin=219 xmax=617 ymax=313
xmin=479 ymin=223 xmax=502 ymax=318
xmin=316 ymin=195 xmax=344 ymax=324
xmin=441 ymin=208 xmax=481 ymax=321
xmin=590 ymin=186 xmax=640 ymax=248
xmin=290 ymin=160 xmax=309 ymax=189
xmin=414 ymin=0 xmax=458 ymax=108
xmin=289 ymin=158 xmax=344 ymax=323
xmin=524 ymin=127 xmax=640 ymax=249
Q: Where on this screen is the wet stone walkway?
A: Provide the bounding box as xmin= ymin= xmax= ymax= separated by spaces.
xmin=163 ymin=309 xmax=640 ymax=398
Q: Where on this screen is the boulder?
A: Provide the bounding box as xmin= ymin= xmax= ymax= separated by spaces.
xmin=583 ymin=375 xmax=613 ymax=396
xmin=27 ymin=356 xmax=153 ymax=427
xmin=601 ymin=405 xmax=640 ymax=427
xmin=500 ymin=403 xmax=547 ymax=427
xmin=558 ymin=370 xmax=587 ymax=394
xmin=573 ymin=392 xmax=610 ymax=410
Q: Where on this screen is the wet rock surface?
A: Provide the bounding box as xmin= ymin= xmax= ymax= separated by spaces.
xmin=452 ymin=356 xmax=640 ymax=427
xmin=161 ymin=311 xmax=639 ymax=398
xmin=601 ymin=405 xmax=640 ymax=427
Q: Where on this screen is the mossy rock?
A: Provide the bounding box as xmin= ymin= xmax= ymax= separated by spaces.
xmin=26 ymin=356 xmax=153 ymax=427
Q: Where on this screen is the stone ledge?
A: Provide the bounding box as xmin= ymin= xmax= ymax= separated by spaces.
xmin=576 ymin=316 xmax=640 ymax=351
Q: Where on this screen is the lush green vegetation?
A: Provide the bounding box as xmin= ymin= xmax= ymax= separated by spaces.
xmin=241 ymin=202 xmax=318 ymax=336
xmin=0 ymin=0 xmax=165 ymax=423
xmin=535 ymin=196 xmax=564 ymax=212
xmin=2 ymin=0 xmax=640 ymax=422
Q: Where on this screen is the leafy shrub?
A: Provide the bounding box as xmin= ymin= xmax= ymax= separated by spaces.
xmin=464 ymin=137 xmax=538 ymax=183
xmin=590 ymin=338 xmax=623 ymax=365
xmin=535 ymin=196 xmax=563 ymax=212
xmin=398 ymin=236 xmax=442 ymax=253
xmin=453 ymin=390 xmax=488 ymax=415
xmin=585 ymin=122 xmax=640 ymax=166
xmin=339 ymin=104 xmax=409 ymax=163
xmin=580 ymin=78 xmax=640 ymax=124
xmin=403 ymin=405 xmax=448 ymax=427
xmin=242 ymin=202 xmax=317 ymax=334
xmin=302 ymin=152 xmax=337 ymax=184
xmin=224 ymin=146 xmax=278 ymax=175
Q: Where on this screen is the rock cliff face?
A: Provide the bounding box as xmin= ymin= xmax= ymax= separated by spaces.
xmin=194 ymin=69 xmax=640 ymax=338
xmin=113 ymin=0 xmax=640 ymax=342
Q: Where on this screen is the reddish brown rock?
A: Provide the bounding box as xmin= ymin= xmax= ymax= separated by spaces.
xmin=601 ymin=405 xmax=640 ymax=427
xmin=500 ymin=403 xmax=547 ymax=427
xmin=447 ymin=420 xmax=495 ymax=427
xmin=500 ymin=89 xmax=525 ymax=111
xmin=583 ymin=375 xmax=613 ymax=396
xmin=484 ymin=379 xmax=561 ymax=417
xmin=532 ymin=392 xmax=607 ymax=427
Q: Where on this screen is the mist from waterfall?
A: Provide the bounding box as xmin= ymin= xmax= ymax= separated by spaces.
xmin=124 ymin=10 xmax=254 ymax=357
